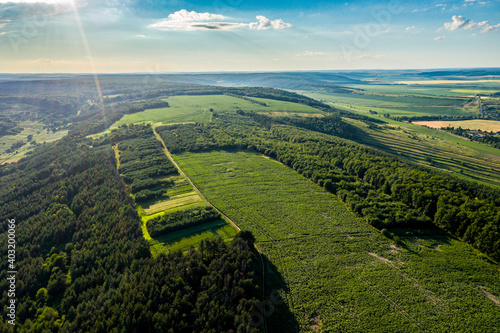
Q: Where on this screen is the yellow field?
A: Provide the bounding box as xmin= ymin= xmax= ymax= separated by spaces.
xmin=414 ymin=120 xmax=500 ymax=132
xmin=451 ymin=89 xmax=499 ymax=95
xmin=397 ymin=80 xmax=500 ymax=85
xmin=143 ymin=192 xmax=203 ymax=215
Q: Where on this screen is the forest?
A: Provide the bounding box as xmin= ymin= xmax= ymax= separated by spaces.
xmin=157 ymin=112 xmax=500 ymax=262
xmin=1 ymin=74 xmax=500 ymax=331
xmin=0 ymin=130 xmax=264 ymax=332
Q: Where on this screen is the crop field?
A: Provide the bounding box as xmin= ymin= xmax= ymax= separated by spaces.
xmin=345 ymin=84 xmax=469 ymax=96
xmin=0 ymin=121 xmax=68 ymax=163
xmin=340 ymin=116 xmax=500 ymax=186
xmin=305 ymin=92 xmax=469 ymax=117
xmin=111 ymin=95 xmax=322 ymax=128
xmin=414 ymin=119 xmax=500 ymax=132
xmin=173 ymin=150 xmax=500 ymax=332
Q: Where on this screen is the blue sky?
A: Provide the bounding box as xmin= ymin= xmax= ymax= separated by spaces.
xmin=0 ymin=0 xmax=499 ymax=72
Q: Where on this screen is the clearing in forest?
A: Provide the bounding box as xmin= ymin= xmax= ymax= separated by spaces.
xmin=111 ymin=95 xmax=322 ymax=128
xmin=173 ymin=150 xmax=500 ymax=332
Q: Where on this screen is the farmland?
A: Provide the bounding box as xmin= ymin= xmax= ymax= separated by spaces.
xmin=305 ymin=91 xmax=470 ymax=117
xmin=173 ymin=150 xmax=500 ymax=332
xmin=342 ymin=116 xmax=500 ymax=186
xmin=414 ymin=119 xmax=500 ymax=132
xmin=346 ymin=83 xmax=500 ymax=97
xmin=299 ymin=85 xmax=500 ymax=187
xmin=111 ymin=94 xmax=322 ymax=128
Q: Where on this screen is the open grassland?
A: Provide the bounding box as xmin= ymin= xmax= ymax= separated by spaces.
xmin=305 ymin=92 xmax=469 ymax=117
xmin=137 ymin=171 xmax=236 ymax=255
xmin=414 ymin=119 xmax=500 ymax=132
xmin=173 ymin=150 xmax=500 ymax=332
xmin=111 ymin=95 xmax=322 ymax=128
xmin=154 ymin=219 xmax=238 ymax=253
xmin=0 ymin=121 xmax=68 ymax=163
xmin=345 ymin=84 xmax=470 ymax=97
xmin=137 ymin=175 xmax=204 ymax=221
xmin=143 ymin=191 xmax=202 ymax=215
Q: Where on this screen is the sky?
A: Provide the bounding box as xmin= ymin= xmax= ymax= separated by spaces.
xmin=0 ymin=0 xmax=499 ymax=73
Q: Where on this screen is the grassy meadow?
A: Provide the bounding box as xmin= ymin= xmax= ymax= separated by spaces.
xmin=111 ymin=95 xmax=322 ymax=128
xmin=305 ymin=92 xmax=470 ymax=117
xmin=173 ymin=150 xmax=500 ymax=332
xmin=0 ymin=121 xmax=68 ymax=163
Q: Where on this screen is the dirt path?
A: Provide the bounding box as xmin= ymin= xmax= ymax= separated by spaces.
xmin=152 ymin=127 xmax=241 ymax=232
xmin=153 ymin=126 xmax=268 ymax=332
xmin=479 ymin=286 xmax=500 ymax=306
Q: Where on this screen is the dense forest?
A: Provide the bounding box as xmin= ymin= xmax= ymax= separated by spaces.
xmin=157 ymin=112 xmax=500 ymax=262
xmin=0 ymin=131 xmax=264 ymax=331
xmin=2 ymin=76 xmax=500 ymax=330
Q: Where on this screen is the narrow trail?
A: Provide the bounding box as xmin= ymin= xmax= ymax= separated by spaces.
xmin=152 ymin=127 xmax=241 ymax=232
xmin=152 ymin=126 xmax=268 ymax=332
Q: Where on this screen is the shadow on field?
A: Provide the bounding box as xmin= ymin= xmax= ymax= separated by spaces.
xmin=254 ymin=252 xmax=299 ymax=333
xmin=391 ymin=227 xmax=453 ymax=254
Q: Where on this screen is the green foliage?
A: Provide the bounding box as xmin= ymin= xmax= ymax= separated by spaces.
xmin=174 ymin=150 xmax=500 ymax=332
xmin=158 ymin=113 xmax=500 ymax=263
xmin=442 ymin=126 xmax=500 ymax=149
xmin=110 ymin=124 xmax=178 ymax=192
xmin=0 ymin=129 xmax=263 ymax=331
xmin=148 ymin=206 xmax=222 ymax=237
xmin=36 ymin=288 xmax=48 ymax=306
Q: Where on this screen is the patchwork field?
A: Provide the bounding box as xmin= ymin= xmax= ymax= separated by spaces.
xmin=173 ymin=150 xmax=500 ymax=332
xmin=414 ymin=119 xmax=500 ymax=132
xmin=340 ymin=116 xmax=500 ymax=186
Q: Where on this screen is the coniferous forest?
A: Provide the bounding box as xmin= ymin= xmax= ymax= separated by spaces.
xmin=0 ymin=74 xmax=500 ymax=331
xmin=0 ymin=132 xmax=264 ymax=332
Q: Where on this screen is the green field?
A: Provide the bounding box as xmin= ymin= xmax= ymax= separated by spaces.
xmin=154 ymin=219 xmax=238 ymax=252
xmin=111 ymin=95 xmax=322 ymax=128
xmin=0 ymin=121 xmax=68 ymax=163
xmin=346 ymin=82 xmax=500 ymax=97
xmin=304 ymin=92 xmax=469 ymax=117
xmin=173 ymin=150 xmax=500 ymax=332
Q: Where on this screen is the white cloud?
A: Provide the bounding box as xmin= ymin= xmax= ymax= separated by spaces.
xmin=249 ymin=15 xmax=292 ymax=30
xmin=443 ymin=15 xmax=499 ymax=33
xmin=149 ymin=10 xmax=291 ymax=31
xmin=434 ymin=35 xmax=445 ymax=40
xmin=405 ymin=26 xmax=421 ymax=33
xmin=295 ymin=50 xmax=324 ymax=57
xmin=167 ymin=9 xmax=226 ymax=22
xmin=136 ymin=34 xmax=149 ymax=38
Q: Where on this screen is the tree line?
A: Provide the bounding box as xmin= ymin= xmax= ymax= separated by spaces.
xmin=156 ymin=112 xmax=500 ymax=262
xmin=441 ymin=126 xmax=500 ymax=149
